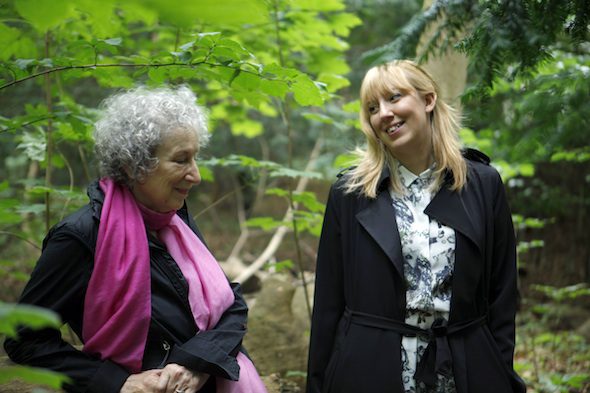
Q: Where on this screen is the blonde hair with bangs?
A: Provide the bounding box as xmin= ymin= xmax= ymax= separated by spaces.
xmin=342 ymin=60 xmax=466 ymax=198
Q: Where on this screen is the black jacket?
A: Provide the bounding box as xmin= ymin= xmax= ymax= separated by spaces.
xmin=4 ymin=181 xmax=248 ymax=393
xmin=306 ymin=151 xmax=527 ymax=393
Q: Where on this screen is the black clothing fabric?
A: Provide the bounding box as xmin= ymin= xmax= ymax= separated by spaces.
xmin=306 ymin=151 xmax=527 ymax=393
xmin=4 ymin=181 xmax=248 ymax=393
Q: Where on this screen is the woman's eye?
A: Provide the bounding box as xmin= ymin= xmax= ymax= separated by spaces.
xmin=389 ymin=93 xmax=402 ymax=102
xmin=368 ymin=104 xmax=378 ymax=114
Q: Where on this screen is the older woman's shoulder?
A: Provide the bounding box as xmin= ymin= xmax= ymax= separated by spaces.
xmin=45 ymin=182 xmax=102 ymax=251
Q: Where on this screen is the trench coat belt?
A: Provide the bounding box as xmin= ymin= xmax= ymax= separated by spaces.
xmin=343 ymin=307 xmax=487 ymax=387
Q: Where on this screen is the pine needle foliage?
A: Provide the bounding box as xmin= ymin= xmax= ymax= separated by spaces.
xmin=363 ymin=0 xmax=590 ymax=91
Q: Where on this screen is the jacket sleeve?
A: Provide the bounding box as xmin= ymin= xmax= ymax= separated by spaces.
xmin=166 ymin=281 xmax=248 ymax=381
xmin=487 ymin=171 xmax=526 ymax=392
xmin=306 ymin=183 xmax=346 ymax=393
xmin=3 ymin=228 xmax=130 ymax=393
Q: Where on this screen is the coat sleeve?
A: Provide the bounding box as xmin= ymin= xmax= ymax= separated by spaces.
xmin=306 ymin=183 xmax=346 ymax=393
xmin=165 ymin=281 xmax=248 ymax=381
xmin=3 ymin=228 xmax=130 ymax=393
xmin=168 ymin=212 xmax=250 ymax=380
xmin=487 ymin=171 xmax=527 ymax=392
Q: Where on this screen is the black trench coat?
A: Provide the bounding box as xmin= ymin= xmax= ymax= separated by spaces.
xmin=306 ymin=151 xmax=527 ymax=393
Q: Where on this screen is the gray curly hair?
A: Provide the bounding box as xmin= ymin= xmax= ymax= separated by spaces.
xmin=93 ymin=85 xmax=209 ymax=185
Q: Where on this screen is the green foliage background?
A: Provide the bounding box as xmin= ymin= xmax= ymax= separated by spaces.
xmin=1 ymin=0 xmax=589 ymax=391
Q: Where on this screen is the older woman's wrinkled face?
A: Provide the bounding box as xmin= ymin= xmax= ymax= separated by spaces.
xmin=131 ymin=128 xmax=201 ymax=212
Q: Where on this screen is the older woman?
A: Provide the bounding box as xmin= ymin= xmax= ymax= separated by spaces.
xmin=306 ymin=60 xmax=526 ymax=393
xmin=4 ymin=86 xmax=267 ymax=393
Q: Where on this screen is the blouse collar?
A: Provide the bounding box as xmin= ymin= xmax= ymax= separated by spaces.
xmin=397 ymin=163 xmax=436 ymax=190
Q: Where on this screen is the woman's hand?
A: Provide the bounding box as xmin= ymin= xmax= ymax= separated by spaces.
xmin=120 ymin=369 xmax=163 ymax=392
xmin=157 ymin=363 xmax=210 ymax=393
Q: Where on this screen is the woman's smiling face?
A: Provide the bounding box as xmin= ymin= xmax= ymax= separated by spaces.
xmin=367 ymin=88 xmax=436 ymax=161
xmin=131 ymin=128 xmax=201 ymax=212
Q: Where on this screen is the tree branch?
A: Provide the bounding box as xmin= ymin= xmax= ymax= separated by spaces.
xmin=233 ymin=135 xmax=324 ymax=284
xmin=0 ymin=60 xmax=287 ymax=91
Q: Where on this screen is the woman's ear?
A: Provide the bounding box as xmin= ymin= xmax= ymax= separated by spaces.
xmin=424 ymin=92 xmax=437 ymax=113
xmin=123 ymin=166 xmax=140 ymax=185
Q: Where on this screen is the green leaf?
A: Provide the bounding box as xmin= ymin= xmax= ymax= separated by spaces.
xmin=171 ymin=50 xmax=193 ymax=63
xmin=0 ymin=365 xmax=69 ymax=387
xmin=0 ymin=302 xmax=61 ymax=338
xmin=17 ymin=129 xmax=46 ymax=162
xmin=28 ymin=186 xmax=84 ymax=199
xmin=295 ymin=0 xmax=345 ymax=11
xmin=0 ymin=199 xmax=23 ymax=225
xmin=343 ymin=100 xmax=360 ymax=113
xmin=15 ymin=58 xmax=37 ymax=71
xmin=333 ymin=153 xmax=356 ymax=169
xmin=16 ymin=203 xmax=46 ymax=216
xmin=317 ymin=73 xmax=350 ymax=93
xmin=263 ymin=259 xmax=294 ymax=272
xmin=265 ymin=188 xmax=289 ymax=198
xmin=518 ymin=163 xmax=535 ymax=177
xmin=138 ymin=0 xmax=269 ymax=28
xmin=197 ymin=165 xmax=214 ymax=182
xmin=14 ymin=0 xmax=77 ymax=32
xmin=327 ymin=12 xmax=362 ymax=36
xmin=230 ymin=119 xmax=263 ymax=137
xmin=216 ymin=38 xmax=252 ymax=58
xmin=232 ymin=71 xmax=261 ymax=91
xmin=265 ymin=189 xmax=324 ymax=212
xmin=291 ymin=74 xmax=324 ymax=106
xmin=263 ymin=63 xmax=299 ymax=79
xmin=302 ymin=112 xmax=334 ymax=124
xmin=148 ymin=66 xmax=169 ymax=84
xmin=246 ymin=216 xmax=285 ymax=231
xmin=291 ymin=191 xmax=325 ymax=213
xmin=0 ymin=180 xmax=10 ymax=192
xmin=75 ymin=0 xmax=119 ymax=37
xmin=103 ymin=37 xmax=122 ymax=46
xmin=0 ymin=23 xmax=38 ymax=60
xmin=259 ymin=79 xmax=289 ymax=99
xmin=269 ymin=167 xmax=322 ymax=179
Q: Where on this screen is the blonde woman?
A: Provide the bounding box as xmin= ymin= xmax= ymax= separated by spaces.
xmin=306 ymin=60 xmax=526 ymax=393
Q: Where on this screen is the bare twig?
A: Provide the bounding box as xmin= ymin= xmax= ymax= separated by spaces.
xmin=225 ymin=174 xmax=250 ymax=264
xmin=0 ymin=231 xmax=41 ymax=250
xmin=1 ymin=60 xmax=285 ymax=91
xmin=234 ymin=135 xmax=323 ymax=284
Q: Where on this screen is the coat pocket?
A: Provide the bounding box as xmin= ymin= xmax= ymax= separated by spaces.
xmin=323 ymin=348 xmax=342 ymax=392
xmin=323 ymin=323 xmax=405 ymax=393
xmin=462 ymin=326 xmax=514 ymax=392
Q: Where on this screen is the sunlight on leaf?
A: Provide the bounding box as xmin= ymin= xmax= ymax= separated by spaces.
xmin=0 ymin=302 xmax=61 ymax=338
xmin=14 ymin=0 xmax=77 ymax=32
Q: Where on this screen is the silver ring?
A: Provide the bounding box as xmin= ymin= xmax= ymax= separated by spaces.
xmin=175 ymin=390 xmax=185 ymax=393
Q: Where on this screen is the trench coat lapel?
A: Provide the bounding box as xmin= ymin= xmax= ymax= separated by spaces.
xmin=355 ymin=168 xmax=405 ymax=277
xmin=424 ymin=181 xmax=483 ymax=253
xmin=425 ymin=173 xmax=485 ymax=323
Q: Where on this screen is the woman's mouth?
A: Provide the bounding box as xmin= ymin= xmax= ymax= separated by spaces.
xmin=386 ymin=121 xmax=405 ymax=135
xmin=175 ymin=188 xmax=190 ymax=197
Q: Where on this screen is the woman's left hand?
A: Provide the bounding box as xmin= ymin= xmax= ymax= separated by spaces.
xmin=156 ymin=363 xmax=210 ymax=393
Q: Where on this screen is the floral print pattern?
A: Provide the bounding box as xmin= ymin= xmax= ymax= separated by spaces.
xmin=390 ymin=165 xmax=457 ymax=393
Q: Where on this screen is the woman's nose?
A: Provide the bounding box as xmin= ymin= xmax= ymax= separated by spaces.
xmin=186 ymin=161 xmax=201 ymax=185
xmin=379 ymin=100 xmax=394 ymax=118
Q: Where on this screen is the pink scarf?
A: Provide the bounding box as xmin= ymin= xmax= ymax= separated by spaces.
xmin=82 ymin=178 xmax=266 ymax=392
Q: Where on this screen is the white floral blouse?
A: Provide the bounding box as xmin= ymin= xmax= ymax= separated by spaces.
xmin=390 ymin=164 xmax=457 ymax=393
